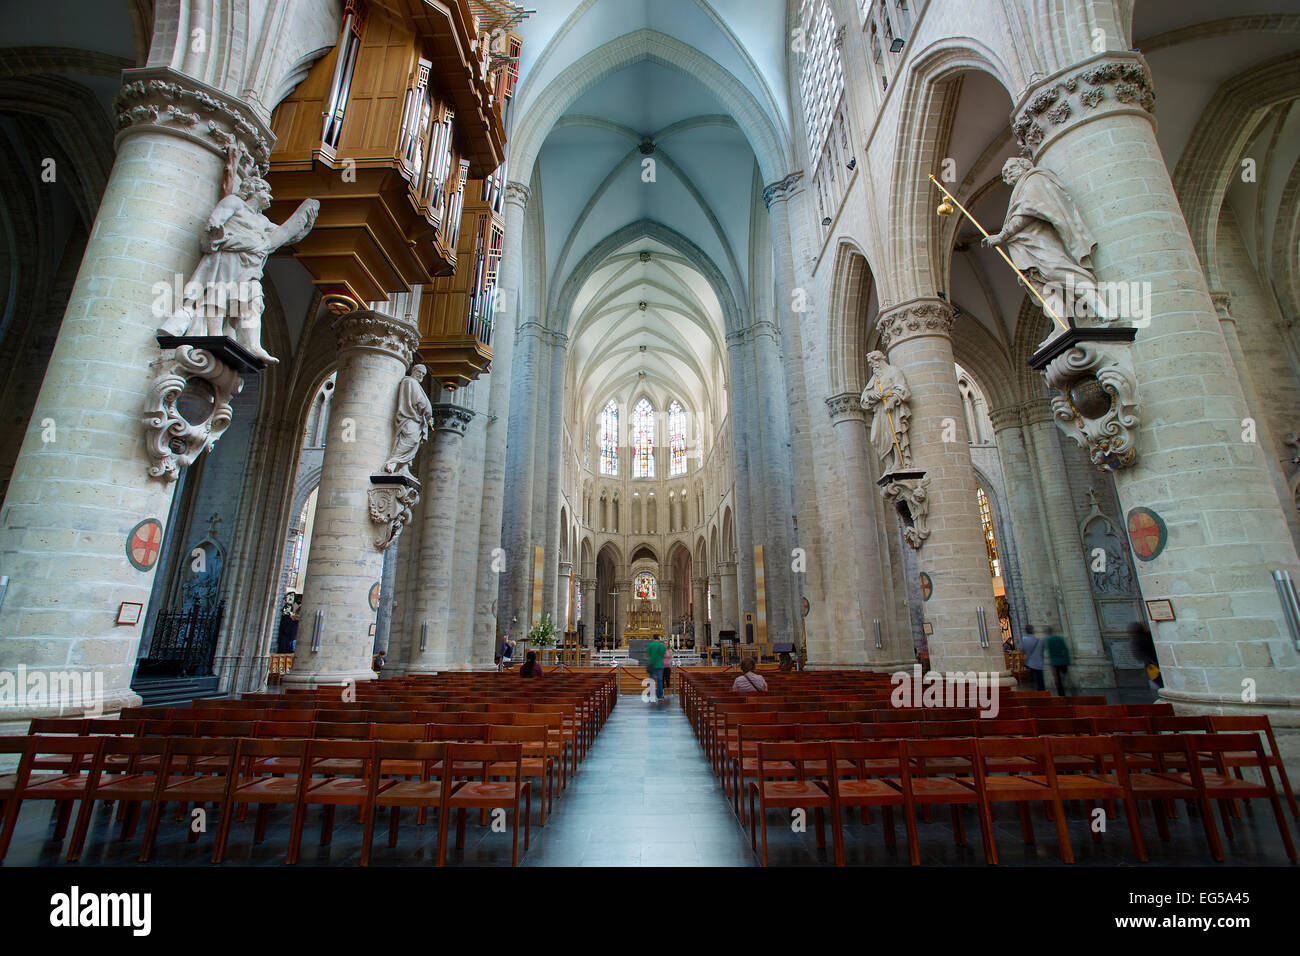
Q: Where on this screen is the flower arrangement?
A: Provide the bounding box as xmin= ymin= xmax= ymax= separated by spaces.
xmin=527 ymin=614 xmax=558 ymax=648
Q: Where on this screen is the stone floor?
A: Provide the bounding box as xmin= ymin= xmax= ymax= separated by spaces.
xmin=1 ymin=693 xmax=1295 ymax=866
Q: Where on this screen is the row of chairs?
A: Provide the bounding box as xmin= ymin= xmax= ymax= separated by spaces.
xmin=1 ymin=735 xmax=533 ymax=866
xmin=744 ymin=733 xmax=1295 ymax=866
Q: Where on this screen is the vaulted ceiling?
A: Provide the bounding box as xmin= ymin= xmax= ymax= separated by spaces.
xmin=511 ymin=0 xmax=793 ymax=437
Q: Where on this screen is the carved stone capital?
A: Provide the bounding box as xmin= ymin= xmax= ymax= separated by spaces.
xmin=1012 ymin=54 xmax=1155 ymax=154
xmin=1043 ymin=341 xmax=1140 ymax=471
xmin=115 ymin=67 xmax=274 ymax=170
xmin=1022 ymin=397 xmax=1056 ymax=425
xmin=762 ymin=171 xmax=804 ymax=208
xmin=692 ymin=576 xmax=709 ymax=590
xmin=580 ymin=577 xmax=598 ymax=590
xmin=430 ymin=403 xmax=474 ymax=437
xmin=367 ymin=482 xmax=420 ymax=550
xmin=1209 ymin=290 xmax=1232 ymax=321
xmin=505 ymin=180 xmax=531 ymax=208
xmin=880 ymin=474 xmax=932 ymax=549
xmin=333 ymin=309 xmax=419 ymax=364
xmin=826 ymin=391 xmax=867 ymax=424
xmin=987 ymin=405 xmax=1024 ymax=433
xmin=875 ymin=299 xmax=956 ymax=352
xmin=718 ymin=561 xmax=737 ymax=576
xmin=558 ymin=561 xmax=573 ymax=576
xmin=142 ymin=346 xmax=244 ymax=482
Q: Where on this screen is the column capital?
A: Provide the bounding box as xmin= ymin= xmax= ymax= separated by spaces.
xmin=875 ymin=298 xmax=956 ymax=352
xmin=580 ymin=577 xmax=597 ymax=589
xmin=430 ymin=402 xmax=474 ymax=437
xmin=505 ymin=180 xmax=531 ymax=209
xmin=1012 ymin=52 xmax=1155 ymax=156
xmin=692 ymin=576 xmax=709 ymax=589
xmin=333 ymin=309 xmax=419 ymax=364
xmin=1022 ymin=396 xmax=1056 ymax=425
xmin=115 ymin=67 xmax=275 ymax=170
xmin=718 ymin=561 xmax=737 ymax=576
xmin=558 ymin=561 xmax=573 ymax=576
xmin=987 ymin=404 xmax=1024 ymax=433
xmin=1209 ymin=290 xmax=1233 ymax=321
xmin=761 ymin=171 xmax=804 ymax=208
xmin=826 ymin=391 xmax=867 ymax=424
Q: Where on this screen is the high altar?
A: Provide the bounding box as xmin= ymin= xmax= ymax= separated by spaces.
xmin=623 ymin=601 xmax=662 ymax=644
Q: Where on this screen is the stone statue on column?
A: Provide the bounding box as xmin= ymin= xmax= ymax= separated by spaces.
xmin=382 ymin=364 xmax=434 ymax=479
xmin=157 ymin=148 xmax=320 ymax=365
xmin=860 ymin=350 xmax=912 ymax=474
xmin=983 ymin=157 xmax=1102 ymax=326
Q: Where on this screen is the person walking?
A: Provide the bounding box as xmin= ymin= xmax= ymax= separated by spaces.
xmin=662 ymin=640 xmax=673 ymax=697
xmin=1044 ymin=630 xmax=1071 ymax=696
xmin=1021 ymin=625 xmax=1045 ymax=691
xmin=646 ymin=634 xmax=667 ymax=704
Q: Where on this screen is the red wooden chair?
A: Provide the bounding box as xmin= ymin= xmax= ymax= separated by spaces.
xmin=905 ymin=737 xmax=996 ymax=864
xmin=212 ymin=737 xmax=310 ymax=864
xmin=373 ymin=741 xmax=452 ymax=859
xmin=488 ymin=724 xmax=557 ymax=825
xmin=136 ymin=736 xmax=240 ymax=862
xmin=829 ymin=740 xmax=913 ymax=865
xmin=1105 ymin=734 xmax=1222 ymax=861
xmin=745 ymin=741 xmax=836 ymax=866
xmin=1206 ymin=715 xmax=1298 ymax=819
xmin=67 ymin=736 xmax=171 ymax=862
xmin=442 ymin=742 xmax=531 ymax=866
xmin=292 ymin=738 xmax=383 ymax=865
xmin=0 ymin=735 xmax=105 ymax=861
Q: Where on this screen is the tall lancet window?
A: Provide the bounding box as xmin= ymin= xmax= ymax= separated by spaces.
xmin=668 ymin=400 xmax=687 ymax=476
xmin=633 ymin=398 xmax=655 ymax=478
xmin=599 ymin=400 xmax=618 ymax=476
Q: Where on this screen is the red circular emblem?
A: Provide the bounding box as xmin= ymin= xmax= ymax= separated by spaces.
xmin=369 ymin=582 xmax=382 ymax=612
xmin=126 ymin=518 xmax=164 ymax=572
xmin=919 ymin=572 xmax=933 ymax=601
xmin=1126 ymin=507 xmax=1167 ymax=561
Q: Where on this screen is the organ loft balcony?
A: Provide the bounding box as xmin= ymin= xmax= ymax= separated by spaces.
xmin=265 ymin=0 xmax=521 ymax=314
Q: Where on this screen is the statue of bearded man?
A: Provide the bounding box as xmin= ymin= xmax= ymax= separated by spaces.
xmin=382 ymin=364 xmax=434 ymax=479
xmin=984 ymin=157 xmax=1103 ymax=327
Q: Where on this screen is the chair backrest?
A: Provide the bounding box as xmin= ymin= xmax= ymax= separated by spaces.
xmin=862 ymin=721 xmax=920 ymax=740
xmin=311 ymin=721 xmax=370 ymax=739
xmin=253 ymin=720 xmax=313 ymax=739
xmin=196 ymin=720 xmax=254 ymax=738
xmin=1045 ymin=733 xmax=1118 ymax=772
xmin=798 ymin=724 xmax=860 ymax=742
xmin=831 ymin=739 xmax=907 ymax=776
xmin=1091 ymin=716 xmax=1150 ymax=735
xmin=488 ymin=724 xmax=551 ymax=756
xmin=755 ymin=740 xmax=833 ymax=779
xmin=375 ymin=741 xmax=451 ymax=783
xmin=370 ymin=723 xmax=425 ymax=741
xmin=1033 ymin=718 xmax=1093 ymax=736
xmin=139 ymin=719 xmax=198 ymax=738
xmin=1114 ymin=733 xmax=1197 ymax=774
xmin=977 ymin=719 xmax=1037 ymax=737
xmin=450 ymin=742 xmax=523 ymax=780
xmin=27 ymin=718 xmax=92 ymax=735
xmin=234 ymin=737 xmax=309 ymax=773
xmin=738 ymin=723 xmax=801 ymax=747
xmin=1150 ymin=716 xmax=1211 ymax=734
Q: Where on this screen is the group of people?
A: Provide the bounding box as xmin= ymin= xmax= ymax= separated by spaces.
xmin=1018 ymin=621 xmax=1162 ymax=696
xmin=497 ymin=637 xmax=545 ymax=678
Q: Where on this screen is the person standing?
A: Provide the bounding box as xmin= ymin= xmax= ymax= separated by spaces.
xmin=646 ymin=634 xmax=667 ymax=704
xmin=1044 ymin=630 xmax=1071 ymax=696
xmin=499 ymin=636 xmax=515 ymax=672
xmin=1021 ymin=625 xmax=1045 ymax=691
xmin=662 ymin=640 xmax=673 ymax=697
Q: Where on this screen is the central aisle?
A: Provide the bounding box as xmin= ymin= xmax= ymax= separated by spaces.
xmin=522 ymin=695 xmax=756 ymax=866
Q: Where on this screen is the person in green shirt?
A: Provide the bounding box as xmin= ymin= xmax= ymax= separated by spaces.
xmin=646 ymin=635 xmax=667 ymax=703
xmin=1044 ymin=632 xmax=1071 ymax=696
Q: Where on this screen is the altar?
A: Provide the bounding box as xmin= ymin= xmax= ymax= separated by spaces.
xmin=622 ymin=601 xmax=662 ymax=644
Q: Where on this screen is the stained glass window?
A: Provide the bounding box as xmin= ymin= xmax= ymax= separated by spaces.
xmin=634 ymin=571 xmax=657 ymax=600
xmin=633 ymin=398 xmax=655 ymax=478
xmin=977 ymin=486 xmax=1000 ymax=579
xmin=599 ymin=400 xmax=618 ymax=476
xmin=669 ymin=400 xmax=687 ymax=476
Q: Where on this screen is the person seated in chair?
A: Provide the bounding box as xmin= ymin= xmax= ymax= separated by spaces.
xmin=519 ymin=650 xmax=544 ymax=679
xmin=731 ymin=657 xmax=768 ymax=694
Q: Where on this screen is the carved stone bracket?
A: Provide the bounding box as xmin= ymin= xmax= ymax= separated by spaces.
xmin=115 ymin=67 xmax=274 ymax=170
xmin=143 ymin=345 xmax=244 ymax=482
xmin=367 ymin=476 xmax=420 ymax=551
xmin=880 ymin=473 xmax=932 ymax=549
xmin=761 ymin=171 xmax=804 ymax=208
xmin=1041 ymin=338 xmax=1140 ymax=471
xmin=1012 ymin=55 xmax=1155 ymax=153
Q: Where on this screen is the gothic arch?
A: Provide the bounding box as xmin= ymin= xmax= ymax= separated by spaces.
xmin=826 ymin=239 xmax=880 ymax=397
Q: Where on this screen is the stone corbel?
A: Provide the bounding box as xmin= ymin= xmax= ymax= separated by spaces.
xmin=881 ymin=474 xmax=932 ymax=549
xmin=367 ymin=478 xmax=420 ymax=550
xmin=1041 ymin=337 xmax=1140 ymax=471
xmin=142 ymin=346 xmax=243 ymax=481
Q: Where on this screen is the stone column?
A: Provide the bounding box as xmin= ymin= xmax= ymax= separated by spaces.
xmin=0 ymin=70 xmax=277 ymax=725
xmin=474 ymin=181 xmax=529 ymax=664
xmin=501 ymin=319 xmax=545 ymax=634
xmin=1021 ymin=399 xmax=1110 ymax=685
xmin=709 ymin=572 xmax=722 ymax=637
xmin=826 ymin=393 xmax=909 ymax=669
xmin=580 ymin=576 xmax=596 ymax=643
xmin=616 ymin=580 xmax=631 ymax=644
xmin=724 ymin=331 xmax=759 ymax=615
xmin=372 ymin=533 xmax=400 ymax=657
xmin=405 ymin=401 xmax=474 ymax=674
xmin=875 ymin=300 xmax=1006 ymax=677
xmin=693 ymin=576 xmax=708 ymax=647
xmin=286 ymin=310 xmax=419 ymax=687
xmin=719 ymin=561 xmax=739 ymax=634
xmin=557 ymin=561 xmax=573 ymax=630
xmin=540 ymin=333 xmax=567 ymax=624
xmin=988 ymin=404 xmax=1061 ymax=630
xmin=1013 ymin=53 xmax=1300 ymax=732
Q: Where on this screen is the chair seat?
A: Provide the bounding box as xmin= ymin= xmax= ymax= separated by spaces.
xmin=233 ymin=777 xmax=301 ymax=801
xmin=23 ymin=774 xmax=92 ymax=796
xmin=376 ymin=781 xmax=444 ymax=807
xmin=379 ymin=759 xmax=425 ymax=777
xmin=1095 ymin=772 xmax=1195 ymax=797
xmin=1054 ymin=774 xmax=1124 ymax=798
xmin=837 ymin=779 xmax=904 ymax=802
xmin=753 ymin=780 xmax=830 ymax=804
xmin=93 ymin=773 xmax=158 ymax=799
xmin=161 ymin=774 xmax=230 ymax=799
xmin=311 ymin=758 xmax=365 ymax=776
xmin=984 ymin=774 xmax=1052 ymax=797
xmin=739 ymin=758 xmax=795 ymax=774
xmin=306 ymin=778 xmax=381 ymax=802
xmin=1163 ymin=771 xmax=1265 ymax=796
xmin=489 ymin=759 xmax=551 ymax=776
xmin=449 ymin=782 xmax=523 ymax=806
xmin=910 ymin=777 xmax=978 ymax=800
xmin=915 ymin=757 xmax=972 ymax=773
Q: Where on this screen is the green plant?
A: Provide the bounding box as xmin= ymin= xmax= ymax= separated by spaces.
xmin=527 ymin=614 xmax=558 ymax=647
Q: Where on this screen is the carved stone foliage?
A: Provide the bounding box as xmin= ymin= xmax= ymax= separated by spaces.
xmin=874 ymin=301 xmax=955 ymax=352
xmin=825 ymin=392 xmax=866 ymax=423
xmin=143 ymin=346 xmax=243 ymax=482
xmin=367 ymin=483 xmax=420 ymax=551
xmin=431 ymin=403 xmax=474 ymax=438
xmin=1013 ymin=58 xmax=1155 ymax=151
xmin=882 ymin=475 xmax=932 ymax=549
xmin=334 ymin=309 xmax=420 ymax=362
xmin=761 ymin=171 xmax=804 ymax=208
xmin=1043 ymin=341 xmax=1140 ymax=471
xmin=115 ymin=68 xmax=273 ymax=169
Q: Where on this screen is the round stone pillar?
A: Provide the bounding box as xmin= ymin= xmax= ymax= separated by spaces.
xmin=0 ymin=69 xmax=275 ymax=726
xmin=719 ymin=561 xmax=739 ymax=634
xmin=1013 ymin=53 xmax=1300 ymax=734
xmin=501 ymin=319 xmax=545 ymax=634
xmin=615 ymin=580 xmax=631 ymax=645
xmin=825 ymin=393 xmax=910 ymax=669
xmin=1020 ymin=398 xmax=1111 ymax=685
xmin=286 ymin=310 xmax=419 ymax=687
xmin=692 ymin=576 xmax=708 ymax=647
xmin=557 ymin=561 xmax=573 ymax=630
xmin=580 ymin=577 xmax=597 ymax=643
xmin=876 ymin=300 xmax=1007 ymax=678
xmin=406 ymin=402 xmax=474 ymax=673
